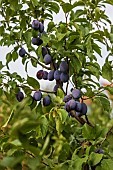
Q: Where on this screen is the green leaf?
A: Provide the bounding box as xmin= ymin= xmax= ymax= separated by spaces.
xmin=101 ymin=159 xmax=113 ymax=170
xmin=0 ymin=61 xmax=4 ymax=70
xmin=31 ymin=0 xmax=39 ymax=7
xmin=40 ymin=115 xmax=48 ymax=138
xmin=102 ymin=61 xmax=112 ymax=82
xmin=57 ymin=109 xmax=68 ymax=123
xmin=56 ymin=32 xmax=66 ymax=41
xmin=105 ymin=86 xmax=113 ymax=95
xmin=27 ymin=76 xmax=40 ymax=89
xmin=47 ymin=21 xmax=55 ymax=32
xmin=10 ymin=0 xmax=18 ymax=11
xmin=0 ymin=156 xmax=24 ymax=168
xmin=89 ymin=152 xmax=103 ymax=166
xmin=48 ymin=2 xmax=60 ymax=14
xmin=12 ymin=51 xmax=18 ymax=61
xmin=57 ymin=88 xmax=64 ymax=99
xmin=94 ymin=96 xmax=110 ymax=112
xmin=61 ymin=3 xmax=73 ymax=13
xmin=69 ymin=155 xmax=88 ymax=170
xmin=24 ymin=31 xmax=32 ymax=47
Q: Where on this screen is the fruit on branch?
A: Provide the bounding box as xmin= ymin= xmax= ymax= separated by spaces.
xmin=75 ymin=101 xmax=82 ymax=112
xmin=54 ymin=70 xmax=61 ymax=80
xmin=54 ymin=62 xmax=59 ymax=70
xmin=68 ymin=99 xmax=77 ymax=110
xmin=63 ymin=94 xmax=72 ymax=102
xmin=32 ymin=20 xmax=40 ymax=30
xmin=42 ymin=71 xmax=48 ymax=80
xmin=72 ymin=89 xmax=81 ymax=99
xmin=43 ymin=96 xmax=51 ymax=106
xmin=48 ymin=70 xmax=54 ymax=81
xmin=19 ymin=48 xmax=26 ymax=57
xmin=44 ymin=54 xmax=52 ymax=65
xmin=60 ymin=61 xmax=68 ymax=73
xmin=39 ymin=22 xmax=44 ymax=33
xmin=95 ymin=148 xmax=104 ymax=154
xmin=42 ymin=46 xmax=48 ymax=57
xmin=16 ymin=91 xmax=24 ymax=102
xmin=53 ymin=84 xmax=59 ymax=92
xmin=64 ymin=102 xmax=71 ymax=112
xmin=60 ymin=72 xmax=69 ymax=82
xmin=81 ymin=103 xmax=87 ymax=115
xmin=36 ymin=70 xmax=44 ymax=79
xmin=32 ymin=37 xmax=43 ymax=46
xmin=33 ymin=90 xmax=42 ymax=101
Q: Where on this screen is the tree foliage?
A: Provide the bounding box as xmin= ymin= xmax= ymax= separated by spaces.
xmin=0 ymin=0 xmax=113 ymax=169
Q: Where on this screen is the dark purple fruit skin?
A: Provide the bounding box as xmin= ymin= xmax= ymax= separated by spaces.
xmin=53 ymin=84 xmax=59 ymax=92
xmin=63 ymin=94 xmax=72 ymax=102
xmin=60 ymin=61 xmax=68 ymax=73
xmin=54 ymin=62 xmax=59 ymax=70
xmin=54 ymin=70 xmax=61 ymax=80
xmin=43 ymin=96 xmax=51 ymax=106
xmin=19 ymin=48 xmax=26 ymax=57
xmin=95 ymin=148 xmax=104 ymax=154
xmin=39 ymin=22 xmax=44 ymax=33
xmin=44 ymin=54 xmax=52 ymax=65
xmin=36 ymin=70 xmax=44 ymax=79
xmin=76 ymin=112 xmax=81 ymax=117
xmin=48 ymin=70 xmax=54 ymax=81
xmin=32 ymin=37 xmax=43 ymax=46
xmin=42 ymin=47 xmax=48 ymax=57
xmin=72 ymin=89 xmax=81 ymax=99
xmin=68 ymin=99 xmax=77 ymax=110
xmin=33 ymin=91 xmax=42 ymax=101
xmin=16 ymin=91 xmax=24 ymax=102
xmin=60 ymin=73 xmax=69 ymax=82
xmin=81 ymin=103 xmax=87 ymax=115
xmin=64 ymin=102 xmax=71 ymax=112
xmin=32 ymin=20 xmax=39 ymax=30
xmin=42 ymin=71 xmax=48 ymax=80
xmin=75 ymin=101 xmax=82 ymax=112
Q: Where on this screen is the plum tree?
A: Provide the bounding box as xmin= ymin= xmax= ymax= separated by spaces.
xmin=36 ymin=70 xmax=44 ymax=79
xmin=43 ymin=96 xmax=51 ymax=106
xmin=19 ymin=48 xmax=26 ymax=57
xmin=16 ymin=91 xmax=24 ymax=102
xmin=54 ymin=70 xmax=61 ymax=80
xmin=39 ymin=22 xmax=44 ymax=33
xmin=60 ymin=72 xmax=69 ymax=82
xmin=33 ymin=91 xmax=42 ymax=101
xmin=72 ymin=89 xmax=81 ymax=99
xmin=1 ymin=0 xmax=113 ymax=169
xmin=42 ymin=71 xmax=48 ymax=80
xmin=44 ymin=54 xmax=52 ymax=65
xmin=32 ymin=20 xmax=40 ymax=30
xmin=32 ymin=37 xmax=43 ymax=46
xmin=60 ymin=61 xmax=68 ymax=73
xmin=48 ymin=70 xmax=54 ymax=81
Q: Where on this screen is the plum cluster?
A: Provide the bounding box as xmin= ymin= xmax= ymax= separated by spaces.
xmin=33 ymin=90 xmax=51 ymax=106
xmin=31 ymin=20 xmax=44 ymax=46
xmin=36 ymin=53 xmax=69 ymax=92
xmin=16 ymin=90 xmax=51 ymax=106
xmin=64 ymin=89 xmax=87 ymax=117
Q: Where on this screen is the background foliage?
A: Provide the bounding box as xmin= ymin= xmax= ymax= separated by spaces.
xmin=0 ymin=0 xmax=113 ymax=169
